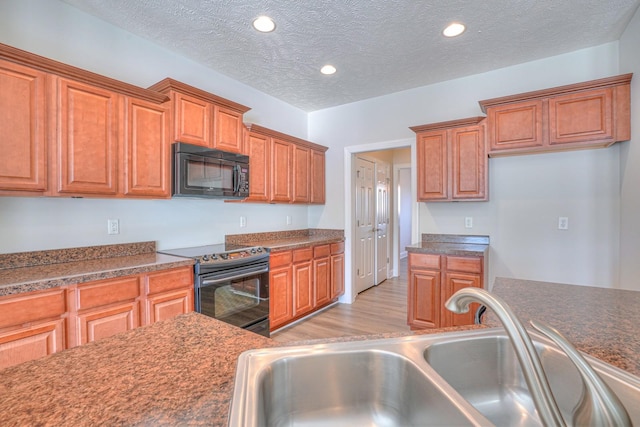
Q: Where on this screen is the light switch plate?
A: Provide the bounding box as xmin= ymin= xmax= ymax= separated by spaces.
xmin=558 ymin=217 xmax=569 ymax=230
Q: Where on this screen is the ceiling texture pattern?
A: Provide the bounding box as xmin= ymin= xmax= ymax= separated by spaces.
xmin=61 ymin=0 xmax=640 ymax=112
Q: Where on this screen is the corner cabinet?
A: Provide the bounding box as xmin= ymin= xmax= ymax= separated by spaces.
xmin=411 ymin=117 xmax=487 ymax=202
xmin=479 ymin=73 xmax=632 ymax=156
xmin=407 ymin=252 xmax=486 ymax=329
xmin=148 ymin=78 xmax=250 ymax=153
xmin=243 ymin=123 xmax=328 ymax=205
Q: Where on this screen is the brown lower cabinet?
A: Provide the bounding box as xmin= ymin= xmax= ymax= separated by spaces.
xmin=407 ymin=252 xmax=485 ymax=329
xmin=269 ymin=241 xmax=345 ymax=331
xmin=0 ymin=266 xmax=193 ymax=370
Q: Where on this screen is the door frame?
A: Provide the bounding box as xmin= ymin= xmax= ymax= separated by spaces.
xmin=392 ymin=162 xmax=412 ymax=277
xmin=342 ymin=138 xmax=419 ymax=304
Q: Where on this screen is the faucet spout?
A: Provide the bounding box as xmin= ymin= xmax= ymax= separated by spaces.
xmin=446 ymin=288 xmax=566 ymax=427
xmin=530 ymin=320 xmax=632 ymax=427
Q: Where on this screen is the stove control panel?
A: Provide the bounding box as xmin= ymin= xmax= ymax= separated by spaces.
xmin=198 ymin=247 xmax=266 ymax=264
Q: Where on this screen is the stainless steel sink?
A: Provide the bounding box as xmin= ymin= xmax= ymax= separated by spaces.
xmin=229 ymin=328 xmax=640 ymax=426
xmin=424 ymin=331 xmax=640 ymax=426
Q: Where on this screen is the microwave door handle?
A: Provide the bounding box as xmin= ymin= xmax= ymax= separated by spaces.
xmin=233 ymin=164 xmax=241 ymax=193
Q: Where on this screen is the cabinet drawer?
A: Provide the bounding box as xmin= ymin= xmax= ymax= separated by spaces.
xmin=270 ymin=250 xmax=292 ymax=268
xmin=146 ymin=267 xmax=193 ymax=295
xmin=313 ymin=244 xmax=330 ymax=258
xmin=0 ymin=288 xmax=66 ymax=329
xmin=293 ymin=247 xmax=313 ymax=263
xmin=409 ymin=253 xmax=441 ymax=270
xmin=446 ymin=256 xmax=482 ymax=273
xmin=75 ymin=276 xmax=141 ymax=310
xmin=330 ymin=241 xmax=345 ymax=254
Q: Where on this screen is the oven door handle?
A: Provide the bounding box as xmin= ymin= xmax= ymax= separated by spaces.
xmin=200 ymin=265 xmax=269 ymax=286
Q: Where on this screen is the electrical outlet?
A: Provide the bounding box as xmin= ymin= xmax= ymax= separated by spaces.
xmin=107 ymin=219 xmax=119 ymax=235
xmin=465 ymin=217 xmax=473 ymax=228
xmin=286 ymin=215 xmax=292 ymax=225
xmin=558 ymin=217 xmax=569 ymax=230
xmin=240 ymin=216 xmax=246 ymax=228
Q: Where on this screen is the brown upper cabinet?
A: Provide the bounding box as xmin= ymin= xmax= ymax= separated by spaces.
xmin=0 ymin=43 xmax=171 ymax=198
xmin=148 ymin=78 xmax=250 ymax=154
xmin=0 ymin=59 xmax=47 ymax=194
xmin=479 ymin=73 xmax=632 ymax=156
xmin=411 ymin=117 xmax=487 ymax=202
xmin=244 ymin=124 xmax=328 ymax=204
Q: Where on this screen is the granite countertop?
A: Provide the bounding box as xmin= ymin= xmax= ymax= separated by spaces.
xmin=0 ymin=242 xmax=194 ymax=297
xmin=226 ymin=228 xmax=344 ymax=251
xmin=406 ymin=233 xmax=489 ymax=257
xmin=2 ymin=272 xmax=639 ymax=426
xmin=0 ymin=313 xmax=274 ymax=426
xmin=0 ymin=313 xmax=479 ymax=427
xmin=488 ymin=277 xmax=640 ymax=376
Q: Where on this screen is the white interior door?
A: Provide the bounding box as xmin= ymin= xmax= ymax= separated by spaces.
xmin=354 ymin=157 xmax=375 ymax=294
xmin=375 ymin=162 xmax=390 ymax=285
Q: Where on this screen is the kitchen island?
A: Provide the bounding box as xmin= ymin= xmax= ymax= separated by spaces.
xmin=1 ymin=277 xmax=639 ymax=426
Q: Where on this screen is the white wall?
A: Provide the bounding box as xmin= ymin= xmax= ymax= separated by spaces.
xmin=0 ymin=0 xmax=310 ymax=253
xmin=309 ymin=43 xmax=623 ymax=289
xmin=619 ymin=5 xmax=640 ymax=290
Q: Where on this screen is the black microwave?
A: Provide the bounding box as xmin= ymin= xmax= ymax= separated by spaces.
xmin=172 ymin=142 xmax=249 ymax=199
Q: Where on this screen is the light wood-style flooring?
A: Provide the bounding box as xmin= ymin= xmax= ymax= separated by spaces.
xmin=272 ymin=258 xmax=410 ymax=343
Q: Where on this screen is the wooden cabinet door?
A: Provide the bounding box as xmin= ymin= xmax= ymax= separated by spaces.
xmin=270 ymin=137 xmax=292 ymax=202
xmin=486 ymin=100 xmax=545 ymax=152
xmin=293 ymin=254 xmax=314 ymax=316
xmin=172 ymin=92 xmax=212 ymax=147
xmin=70 ymin=276 xmax=141 ymax=346
xmin=548 ymin=88 xmax=614 ymax=145
xmin=123 ymin=96 xmax=170 ymax=197
xmin=416 ymin=130 xmax=448 ymax=201
xmin=53 ymin=77 xmax=119 ymax=195
xmin=441 ymin=272 xmax=481 ymax=327
xmin=0 ymin=60 xmax=47 ymax=193
xmin=144 ymin=266 xmax=194 ymax=325
xmin=330 ymin=243 xmax=345 ymax=299
xmin=291 ymin=144 xmax=310 ymax=203
xmin=0 ymin=319 xmax=65 ymax=370
xmin=146 ymin=288 xmax=194 ymax=324
xmin=310 ymin=148 xmax=326 ymax=204
xmin=407 ymin=269 xmax=441 ymax=329
xmin=451 ymin=124 xmax=486 ymax=200
xmin=245 ymin=131 xmax=270 ymax=202
xmin=214 ymin=105 xmax=243 ymax=153
xmin=269 ymin=264 xmax=293 ymax=330
xmin=75 ymin=301 xmax=141 ymax=345
xmin=314 ymin=245 xmax=331 ymax=307
xmin=0 ymin=287 xmax=67 ymax=369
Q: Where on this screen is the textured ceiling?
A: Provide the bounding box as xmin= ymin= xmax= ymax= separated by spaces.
xmin=61 ymin=0 xmax=640 ymax=112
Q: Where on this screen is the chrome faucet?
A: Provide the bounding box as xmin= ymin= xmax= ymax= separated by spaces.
xmin=445 ymin=287 xmax=632 ymax=427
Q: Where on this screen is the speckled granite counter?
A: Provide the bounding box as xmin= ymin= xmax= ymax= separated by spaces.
xmin=0 ymin=312 xmax=274 ymax=426
xmin=0 ymin=312 xmax=479 ymax=427
xmin=487 ymin=277 xmax=640 ymax=376
xmin=406 ymin=233 xmax=489 ymax=257
xmin=0 ymin=242 xmax=194 ymax=297
xmin=226 ymin=228 xmax=344 ymax=251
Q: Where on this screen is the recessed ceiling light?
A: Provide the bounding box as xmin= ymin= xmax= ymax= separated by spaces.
xmin=443 ymin=22 xmax=465 ymax=37
xmin=253 ymin=16 xmax=275 ymax=33
xmin=320 ymin=65 xmax=337 ymax=75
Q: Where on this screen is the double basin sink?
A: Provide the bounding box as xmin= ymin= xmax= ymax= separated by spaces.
xmin=229 ymin=328 xmax=640 ymax=426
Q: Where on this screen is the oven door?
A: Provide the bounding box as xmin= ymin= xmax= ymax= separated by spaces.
xmin=197 ymin=263 xmax=269 ymax=332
